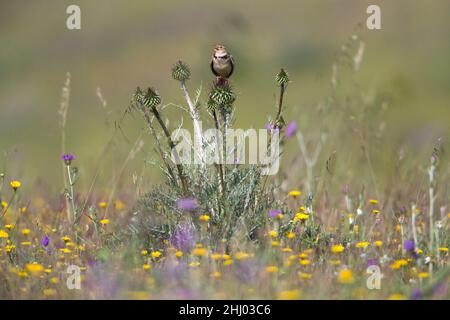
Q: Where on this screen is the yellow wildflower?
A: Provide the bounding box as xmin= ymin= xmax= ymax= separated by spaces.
xmin=151 ymin=251 xmax=162 ymax=258
xmin=438 ymin=247 xmax=448 ymax=253
xmin=265 ymin=266 xmax=279 ymax=273
xmin=211 ymin=253 xmax=222 ymax=260
xmin=26 ymin=263 xmax=44 ymax=275
xmin=199 ymin=215 xmax=210 ymax=222
xmin=355 ymin=241 xmax=370 ymax=249
xmin=288 ymin=190 xmax=302 ymax=197
xmin=50 ymin=277 xmax=59 ymax=284
xmin=278 ymin=290 xmax=301 ymax=300
xmin=338 ymin=268 xmax=354 ymax=284
xmin=299 ymin=272 xmax=312 ymax=280
xmin=141 ymin=250 xmax=148 ymax=256
xmin=418 ymin=272 xmax=429 ymax=279
xmin=374 ymin=240 xmax=383 ymax=247
xmin=99 ymin=219 xmax=110 ymax=225
xmin=268 ymin=230 xmax=278 ymax=238
xmin=98 ymin=201 xmax=107 ymax=209
xmin=175 ymin=251 xmax=183 ymax=258
xmin=299 ymin=259 xmax=311 ymax=266
xmin=21 ymin=228 xmax=31 ymax=235
xmin=115 ymin=200 xmax=125 ymax=210
xmin=294 ymin=213 xmax=309 ymax=221
xmin=271 ymin=241 xmax=280 ymax=247
xmin=4 ymin=224 xmax=14 ymax=230
xmin=43 ymin=289 xmax=57 ymax=297
xmin=0 ymin=230 xmax=9 ymax=238
xmin=10 ymin=180 xmax=21 ymax=190
xmin=142 ymin=264 xmax=151 ymax=270
xmin=287 ymin=232 xmax=296 ymax=239
xmin=193 ymin=248 xmax=207 ymax=257
xmin=369 ymin=199 xmax=378 ymax=205
xmin=390 ymin=259 xmax=408 ymax=270
xmin=235 ymin=252 xmax=250 ymax=260
xmin=223 ymin=259 xmax=233 ymax=266
xmin=331 ymin=244 xmax=345 ymax=253
xmin=388 ymin=294 xmax=406 ymax=300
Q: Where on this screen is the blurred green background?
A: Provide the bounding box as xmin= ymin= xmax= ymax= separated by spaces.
xmin=1 ymin=0 xmax=449 ymax=194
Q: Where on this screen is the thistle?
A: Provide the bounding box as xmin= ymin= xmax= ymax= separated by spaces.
xmin=142 ymin=87 xmax=162 ymax=109
xmin=275 ymin=68 xmax=290 ymax=87
xmin=207 ymin=82 xmax=236 ymax=114
xmin=171 ymin=60 xmax=191 ymax=82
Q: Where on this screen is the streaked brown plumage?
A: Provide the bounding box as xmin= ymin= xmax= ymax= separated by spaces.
xmin=210 ymin=44 xmax=234 ymax=79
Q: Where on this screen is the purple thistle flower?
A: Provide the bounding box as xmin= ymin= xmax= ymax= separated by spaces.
xmin=177 ymin=198 xmax=198 ymax=211
xmin=268 ymin=209 xmax=282 ymax=218
xmin=264 ymin=124 xmax=279 ymax=134
xmin=367 ymin=258 xmax=378 ymax=266
xmin=285 ymin=121 xmax=297 ymax=138
xmin=411 ymin=288 xmax=423 ymax=300
xmin=433 ymin=282 xmax=447 ymax=298
xmin=61 ymin=154 xmax=76 ymax=165
xmin=170 ymin=223 xmax=197 ymax=252
xmin=404 ymin=239 xmax=415 ymax=252
xmin=41 ymin=235 xmax=49 ymax=247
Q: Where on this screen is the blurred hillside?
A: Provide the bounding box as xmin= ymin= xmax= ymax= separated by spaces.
xmin=1 ymin=0 xmax=450 ymax=193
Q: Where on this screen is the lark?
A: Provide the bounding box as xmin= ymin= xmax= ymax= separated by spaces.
xmin=211 ymin=44 xmax=234 ymax=81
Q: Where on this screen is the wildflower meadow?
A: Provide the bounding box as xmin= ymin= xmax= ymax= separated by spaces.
xmin=0 ymin=1 xmax=449 ymax=304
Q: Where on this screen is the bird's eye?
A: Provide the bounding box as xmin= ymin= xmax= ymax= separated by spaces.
xmin=221 ymin=55 xmax=228 ymax=59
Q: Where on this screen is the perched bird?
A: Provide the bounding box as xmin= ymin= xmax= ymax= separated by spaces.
xmin=211 ymin=44 xmax=234 ymax=80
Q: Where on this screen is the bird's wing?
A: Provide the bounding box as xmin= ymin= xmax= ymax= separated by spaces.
xmin=228 ymin=55 xmax=234 ymax=77
xmin=210 ymin=59 xmax=218 ymax=76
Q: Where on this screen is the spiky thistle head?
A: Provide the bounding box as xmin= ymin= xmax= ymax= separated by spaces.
xmin=132 ymin=87 xmax=161 ymax=110
xmin=132 ymin=87 xmax=145 ymax=105
xmin=207 ymin=81 xmax=236 ymax=114
xmin=172 ymin=60 xmax=191 ymax=82
xmin=276 ymin=68 xmax=290 ymax=87
xmin=143 ymin=87 xmax=162 ymax=109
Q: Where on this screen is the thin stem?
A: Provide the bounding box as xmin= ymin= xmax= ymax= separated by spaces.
xmin=67 ymin=165 xmax=76 ymax=216
xmin=213 ymin=110 xmax=226 ymax=196
xmin=181 ymin=81 xmax=205 ymax=164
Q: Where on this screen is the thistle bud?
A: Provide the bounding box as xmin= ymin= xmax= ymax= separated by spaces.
xmin=143 ymin=87 xmax=162 ymax=109
xmin=276 ymin=68 xmax=290 ymax=87
xmin=172 ymin=61 xmax=191 ymax=82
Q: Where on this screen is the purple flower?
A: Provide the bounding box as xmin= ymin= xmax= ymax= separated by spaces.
xmin=285 ymin=121 xmax=297 ymax=138
xmin=61 ymin=154 xmax=76 ymax=165
xmin=170 ymin=222 xmax=197 ymax=252
xmin=264 ymin=124 xmax=279 ymax=134
xmin=367 ymin=258 xmax=378 ymax=266
xmin=404 ymin=240 xmax=415 ymax=252
xmin=433 ymin=282 xmax=447 ymax=298
xmin=268 ymin=209 xmax=282 ymax=218
xmin=411 ymin=288 xmax=423 ymax=300
xmin=177 ymin=198 xmax=198 ymax=211
xmin=41 ymin=235 xmax=49 ymax=247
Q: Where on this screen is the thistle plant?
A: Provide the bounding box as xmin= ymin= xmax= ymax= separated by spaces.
xmin=127 ymin=62 xmax=283 ymax=251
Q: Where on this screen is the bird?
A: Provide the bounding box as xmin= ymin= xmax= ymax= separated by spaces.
xmin=210 ymin=44 xmax=234 ymax=80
